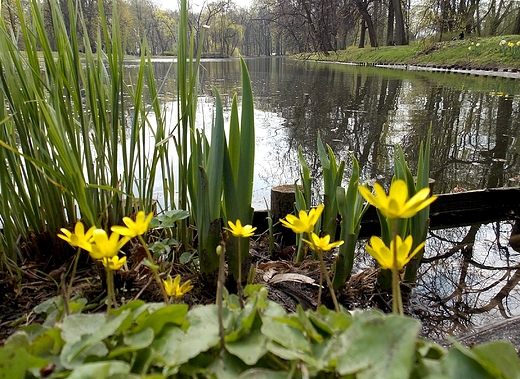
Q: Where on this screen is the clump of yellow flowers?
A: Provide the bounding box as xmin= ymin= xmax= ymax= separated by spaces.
xmin=280 ymin=204 xmax=343 ymax=311
xmin=359 ymin=179 xmax=437 ymax=315
xmin=58 ymin=211 xmax=192 ymax=311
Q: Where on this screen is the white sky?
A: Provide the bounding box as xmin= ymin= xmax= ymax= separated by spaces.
xmin=157 ymin=0 xmax=253 ymax=11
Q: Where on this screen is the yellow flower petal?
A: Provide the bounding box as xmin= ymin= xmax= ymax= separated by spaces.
xmin=102 ymin=255 xmax=127 ymax=270
xmin=303 ymin=232 xmax=344 ymax=252
xmin=90 ymin=229 xmax=130 ymax=259
xmin=280 ymin=204 xmax=324 ymax=234
xmin=111 ymin=211 xmax=154 ymax=238
xmin=359 ymin=179 xmax=437 ymax=219
xmin=225 ymin=219 xmax=257 ymax=238
xmin=57 ymin=221 xmax=94 ymax=251
xmin=163 ymin=275 xmax=193 ymax=298
xmin=366 ymin=235 xmax=424 ymax=271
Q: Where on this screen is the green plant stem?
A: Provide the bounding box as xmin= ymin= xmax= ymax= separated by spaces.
xmin=317 ymin=250 xmax=340 ymax=312
xmin=106 ymin=266 xmax=114 ymax=318
xmin=64 ymin=247 xmax=82 ymax=315
xmin=237 ymin=242 xmax=245 ymax=308
xmin=391 ymin=220 xmax=404 ymax=315
xmin=216 ymin=243 xmax=226 ymax=349
xmin=317 ymin=268 xmax=323 ymax=309
xmin=138 ymin=235 xmax=169 ymax=303
xmin=295 ymin=236 xmax=306 ymax=262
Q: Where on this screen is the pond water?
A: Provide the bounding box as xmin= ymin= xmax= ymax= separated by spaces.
xmin=143 ymin=57 xmax=520 ymax=209
xmin=126 ymin=57 xmax=520 ymax=339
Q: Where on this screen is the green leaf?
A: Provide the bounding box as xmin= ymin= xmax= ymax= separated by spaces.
xmin=60 ymin=313 xmax=107 ymax=344
xmin=60 ymin=311 xmax=132 ymax=369
xmin=123 ymin=327 xmax=155 ymax=349
xmin=0 ymin=347 xmax=49 ymax=379
xmin=152 ymin=304 xmax=223 ymax=366
xmin=332 ymin=314 xmax=420 ymax=378
xmin=133 ymin=304 xmax=188 ymax=335
xmin=260 ymin=303 xmax=311 ymax=354
xmin=61 ymin=339 xmax=109 ymax=370
xmin=266 ymin=341 xmax=318 ymax=366
xmin=471 ymin=341 xmax=520 ymax=378
xmin=440 ymin=348 xmax=495 ymax=379
xmin=226 ymin=327 xmax=268 ymax=365
xmin=207 ymin=350 xmax=248 ymax=379
xmin=237 ymin=369 xmax=287 ymax=379
xmin=66 ymin=361 xmax=131 ymax=379
xmin=309 ymin=306 xmax=353 ymax=335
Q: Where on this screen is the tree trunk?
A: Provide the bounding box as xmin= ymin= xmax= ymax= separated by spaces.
xmin=386 ymin=0 xmax=394 ymax=45
xmin=514 ymin=7 xmax=520 ymax=34
xmin=392 ymin=0 xmax=408 ymax=44
xmin=355 ymin=0 xmax=379 ymax=47
xmin=359 ymin=19 xmax=366 ymax=48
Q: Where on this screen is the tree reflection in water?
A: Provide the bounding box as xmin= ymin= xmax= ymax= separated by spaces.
xmin=413 ymin=220 xmax=520 ymax=341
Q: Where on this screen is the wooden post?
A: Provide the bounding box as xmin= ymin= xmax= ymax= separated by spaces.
xmin=271 ymin=184 xmax=297 ymax=223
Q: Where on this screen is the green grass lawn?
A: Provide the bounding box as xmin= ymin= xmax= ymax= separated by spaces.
xmin=300 ymin=35 xmax=520 ymax=70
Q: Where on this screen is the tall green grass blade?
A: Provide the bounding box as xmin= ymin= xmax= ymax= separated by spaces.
xmin=404 ymin=127 xmax=433 ymax=282
xmin=332 ymin=155 xmax=368 ymax=288
xmin=317 ymin=133 xmax=344 ymax=239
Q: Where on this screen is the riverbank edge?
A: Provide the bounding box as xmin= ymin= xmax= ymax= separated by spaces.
xmin=304 ymin=59 xmax=520 ymax=79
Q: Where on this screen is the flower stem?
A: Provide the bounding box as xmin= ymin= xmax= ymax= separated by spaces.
xmin=318 ymin=250 xmax=340 ymax=312
xmin=295 ymin=235 xmax=305 ymax=262
xmin=106 ymin=266 xmax=113 ymax=319
xmin=138 ymin=235 xmax=169 ymax=303
xmin=64 ymin=247 xmax=82 ymax=315
xmin=237 ymin=241 xmax=244 ymax=308
xmin=391 ymin=220 xmax=404 ymax=315
xmin=216 ymin=242 xmax=226 ymax=349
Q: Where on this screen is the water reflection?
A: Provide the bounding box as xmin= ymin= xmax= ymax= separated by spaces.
xmin=134 ymin=57 xmax=520 ymax=203
xmin=413 ymin=220 xmax=520 ymax=341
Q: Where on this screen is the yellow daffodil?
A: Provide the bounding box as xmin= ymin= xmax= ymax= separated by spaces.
xmin=163 ymin=275 xmax=194 ymax=298
xmin=280 ymin=204 xmax=324 ymax=234
xmin=57 ymin=221 xmax=95 ymax=251
xmin=365 ymin=235 xmax=424 ymax=271
xmin=303 ymin=232 xmax=344 ymax=252
xmin=508 ymin=42 xmax=515 ymax=48
xmin=111 ymin=211 xmax=153 ymax=238
xmin=359 ymin=179 xmax=437 ymax=219
xmin=225 ymin=219 xmax=257 ymax=238
xmin=102 ymin=255 xmax=127 ymax=271
xmin=89 ymin=229 xmax=130 ymax=260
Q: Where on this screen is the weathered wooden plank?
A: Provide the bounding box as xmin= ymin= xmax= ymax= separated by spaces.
xmin=252 ymin=187 xmax=520 ymax=237
xmin=359 ymin=187 xmax=520 ymax=237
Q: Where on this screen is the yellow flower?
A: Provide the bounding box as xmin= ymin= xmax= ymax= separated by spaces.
xmin=500 ymin=39 xmax=507 ymax=46
xmin=303 ymin=232 xmax=344 ymax=252
xmin=280 ymin=204 xmax=324 ymax=234
xmin=57 ymin=221 xmax=95 ymax=251
xmin=358 ymin=179 xmax=437 ymax=219
xmin=476 ymin=42 xmax=481 ymax=47
xmin=225 ymin=219 xmax=257 ymax=238
xmin=468 ymin=46 xmax=472 ymax=50
xmin=366 ymin=235 xmax=424 ymax=270
xmin=89 ymin=229 xmax=130 ymax=259
xmin=163 ymin=275 xmax=194 ymax=298
xmin=508 ymin=42 xmax=515 ymax=48
xmin=102 ymin=255 xmax=127 ymax=271
xmin=111 ymin=211 xmax=153 ymax=238
xmin=517 ymin=41 xmax=520 ymax=46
